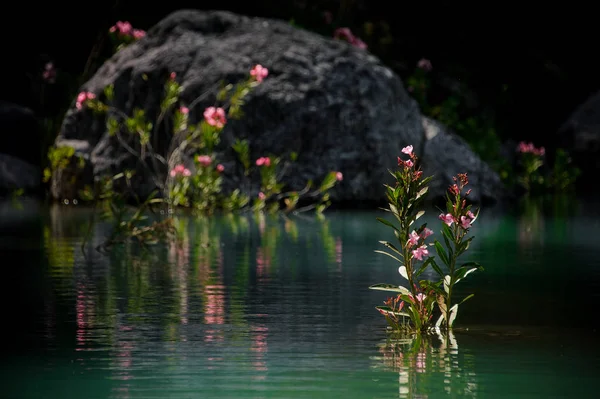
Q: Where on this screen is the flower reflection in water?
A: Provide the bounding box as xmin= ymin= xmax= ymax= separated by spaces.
xmin=203 ymin=246 xmax=225 ymax=344
xmin=335 ymin=237 xmax=343 ymax=270
xmin=376 ymin=330 xmax=478 ymax=398
xmin=250 ymin=323 xmax=269 ymax=381
xmin=256 ymin=247 xmax=270 ymax=280
xmin=518 ymin=199 xmax=545 ymax=249
xmin=168 ymin=228 xmax=190 ymax=328
xmin=111 ymin=324 xmax=135 ymax=398
xmin=75 ymin=280 xmax=96 ymax=353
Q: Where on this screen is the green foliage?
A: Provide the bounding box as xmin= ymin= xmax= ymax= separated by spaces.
xmin=43 ymin=145 xmax=85 ymax=183
xmin=515 ymin=143 xmax=580 ymax=195
xmin=53 ymin=64 xmax=343 ymax=253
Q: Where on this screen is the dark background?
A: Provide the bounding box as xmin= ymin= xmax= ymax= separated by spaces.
xmin=5 ymin=1 xmax=599 ymax=149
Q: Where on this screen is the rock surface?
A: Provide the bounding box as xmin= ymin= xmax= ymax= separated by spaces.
xmin=558 ymin=91 xmax=600 ymax=178
xmin=54 ymin=9 xmax=503 ymax=204
xmin=420 ymin=117 xmax=505 ymax=203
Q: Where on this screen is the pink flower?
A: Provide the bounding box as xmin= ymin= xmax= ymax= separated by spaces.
xmin=334 ymin=27 xmax=354 ymax=41
xmin=448 ymin=184 xmax=459 ymax=195
xmin=256 ymin=157 xmax=271 ymax=167
xmin=407 ymin=230 xmax=420 ymax=247
xmin=405 ymin=159 xmax=414 ymax=168
xmin=258 ymin=192 xmax=266 ymax=200
xmin=250 ymin=64 xmax=269 ymax=82
xmin=203 ymin=107 xmax=226 ymax=128
xmin=110 ymin=21 xmax=133 ymax=37
xmin=75 ymin=91 xmax=95 ymax=109
xmin=416 ymin=293 xmax=426 ymax=303
xmin=420 ymin=228 xmax=433 ymax=239
xmin=401 ymin=145 xmax=413 ymax=155
xmin=460 ymin=216 xmax=472 ymax=229
xmin=170 ymin=164 xmax=190 ymax=177
xmin=197 ymin=155 xmax=212 ymax=166
xmin=133 ymin=29 xmax=146 ymax=39
xmin=351 ymin=37 xmax=367 ymax=49
xmin=333 ymin=27 xmax=367 ymax=49
xmin=467 ymin=210 xmax=475 ymax=219
xmin=216 ymin=164 xmax=225 ymax=173
xmin=517 ymin=141 xmax=545 ymax=156
xmin=412 ymin=245 xmax=429 ymax=261
xmin=335 ymin=171 xmax=343 ymax=181
xmin=417 ymin=58 xmax=432 ymax=71
xmin=179 ymin=106 xmax=189 ymax=114
xmin=170 ymin=72 xmax=176 ymax=80
xmin=439 ymin=213 xmax=454 ymax=226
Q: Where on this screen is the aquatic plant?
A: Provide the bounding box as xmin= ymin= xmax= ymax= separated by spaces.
xmin=370 ymin=145 xmax=483 ymax=334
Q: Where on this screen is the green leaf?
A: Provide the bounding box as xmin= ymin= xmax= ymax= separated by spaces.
xmin=414 ymin=257 xmax=433 ymax=278
xmin=434 ymin=240 xmax=450 ymax=266
xmin=374 ymin=250 xmax=402 ymax=263
xmin=378 ymin=241 xmax=402 ymax=256
xmin=454 ymin=267 xmax=479 ymax=284
xmin=443 ymin=275 xmax=451 ymax=294
xmin=457 ymin=293 xmax=475 ymax=306
xmin=457 ymin=236 xmax=474 ymax=255
xmin=319 ymin=171 xmax=337 ymax=192
xmin=429 ymin=258 xmax=444 ymax=277
xmin=375 ymin=305 xmax=411 ymax=319
xmin=459 ymin=261 xmax=483 ymax=271
xmin=369 ymin=283 xmax=411 ymax=295
xmin=377 ymin=217 xmax=400 ymax=233
xmin=415 ymin=186 xmax=428 ymax=200
xmin=441 ymin=223 xmax=454 ymax=243
xmin=389 ymin=203 xmax=400 ymax=219
xmin=415 ymin=210 xmax=425 ymax=221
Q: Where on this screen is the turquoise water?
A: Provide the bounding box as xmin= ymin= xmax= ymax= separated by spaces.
xmin=1 ymin=198 xmax=599 ymax=398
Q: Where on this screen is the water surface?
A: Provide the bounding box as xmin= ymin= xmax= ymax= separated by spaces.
xmin=1 ymin=198 xmax=599 ymax=398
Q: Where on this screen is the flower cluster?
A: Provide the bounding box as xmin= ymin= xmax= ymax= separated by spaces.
xmin=75 ymin=91 xmax=95 ymax=109
xmin=256 ymin=157 xmax=271 ymax=167
xmin=250 ymin=64 xmax=269 ymax=83
xmin=397 ymin=145 xmax=423 ymax=180
xmin=333 ymin=27 xmax=367 ymax=49
xmin=439 ymin=173 xmax=477 ymax=230
xmin=407 ymin=227 xmax=433 ymax=260
xmin=517 ymin=141 xmax=545 ymax=156
xmin=170 ymin=164 xmax=191 ymax=177
xmin=109 ymin=21 xmax=146 ymax=40
xmin=203 ymin=107 xmax=226 ymax=129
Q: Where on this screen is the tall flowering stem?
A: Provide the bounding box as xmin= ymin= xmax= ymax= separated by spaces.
xmin=371 ymin=145 xmax=437 ymax=332
xmin=370 ymin=145 xmax=483 ymax=335
xmin=432 ymin=173 xmax=483 ymax=331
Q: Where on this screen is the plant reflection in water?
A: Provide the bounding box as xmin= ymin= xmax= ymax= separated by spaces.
xmin=375 ymin=330 xmax=478 ymax=398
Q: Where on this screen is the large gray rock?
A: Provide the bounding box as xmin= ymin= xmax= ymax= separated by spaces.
xmin=558 ymin=91 xmax=600 ymax=177
xmin=54 ymin=9 xmax=502 ymax=205
xmin=420 ymin=117 xmax=505 ymax=203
